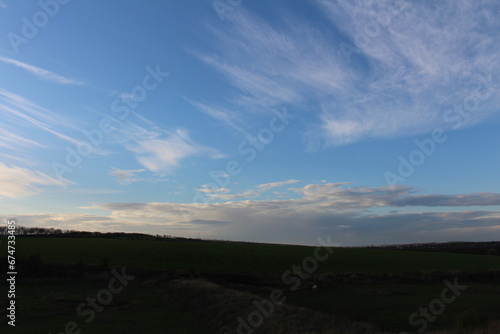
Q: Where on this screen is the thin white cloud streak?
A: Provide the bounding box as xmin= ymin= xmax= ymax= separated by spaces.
xmin=0 ymin=152 xmax=36 ymax=166
xmin=109 ymin=168 xmax=146 ymax=184
xmin=0 ymin=90 xmax=106 ymax=193
xmin=198 ymin=179 xmax=300 ymax=200
xmin=0 ymin=162 xmax=72 ymax=198
xmin=258 ymin=179 xmax=300 ymax=191
xmin=69 ymin=189 xmax=122 ymax=195
xmin=185 ymin=99 xmax=249 ymax=135
xmin=0 ymin=56 xmax=85 ymax=85
xmin=194 ymin=1 xmax=500 ymax=147
xmin=0 ymin=89 xmax=71 ymax=127
xmin=201 ymin=190 xmax=261 ymax=200
xmin=0 ymin=126 xmax=46 ymax=150
xmin=198 ymin=186 xmax=231 ymax=194
xmin=116 ymin=120 xmax=225 ymax=174
xmin=0 ymin=89 xmax=92 ymax=150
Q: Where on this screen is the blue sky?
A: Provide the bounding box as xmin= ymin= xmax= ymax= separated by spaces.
xmin=0 ymin=0 xmax=499 ymax=246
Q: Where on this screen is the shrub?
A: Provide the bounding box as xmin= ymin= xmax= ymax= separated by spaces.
xmin=486 ymin=248 xmax=498 ymax=256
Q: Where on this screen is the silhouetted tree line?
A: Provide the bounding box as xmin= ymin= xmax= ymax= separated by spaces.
xmin=0 ymin=225 xmax=207 ymax=242
xmin=367 ymin=241 xmax=500 ymax=256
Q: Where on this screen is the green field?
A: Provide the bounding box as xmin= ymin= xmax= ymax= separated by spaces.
xmin=11 ymin=237 xmax=500 ymax=274
xmin=2 ymin=237 xmax=500 ymax=333
xmin=11 ymin=281 xmax=220 ymax=334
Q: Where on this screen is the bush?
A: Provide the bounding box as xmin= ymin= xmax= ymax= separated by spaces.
xmin=486 ymin=248 xmax=498 ymax=256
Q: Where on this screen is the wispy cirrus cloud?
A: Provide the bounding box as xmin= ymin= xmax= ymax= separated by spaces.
xmin=0 ymin=89 xmax=90 ymax=149
xmin=258 ymin=179 xmax=300 ymax=191
xmin=313 ymin=0 xmax=500 ymax=146
xmin=109 ymin=168 xmax=146 ymax=184
xmin=192 ymin=8 xmax=347 ymax=119
xmin=0 ymin=56 xmax=85 ymax=85
xmin=197 ymin=179 xmax=300 ymax=201
xmin=0 ymin=162 xmax=72 ymax=198
xmin=185 ymin=99 xmax=249 ymax=135
xmin=0 ymin=90 xmax=108 ymax=192
xmin=0 ymin=89 xmax=70 ymax=126
xmin=0 ymin=126 xmax=46 ymax=150
xmin=198 ymin=186 xmax=231 ymax=194
xmin=192 ymin=1 xmax=500 ymax=148
xmin=115 ymin=119 xmax=225 ymax=174
xmin=201 ymin=189 xmax=260 ymax=200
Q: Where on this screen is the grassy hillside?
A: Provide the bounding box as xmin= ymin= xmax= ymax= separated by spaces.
xmin=3 ymin=236 xmax=500 ymax=333
xmin=12 ymin=237 xmax=500 ymax=274
xmin=11 ymin=280 xmax=220 ymax=334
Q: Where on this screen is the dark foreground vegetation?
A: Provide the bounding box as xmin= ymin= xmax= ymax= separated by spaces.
xmin=369 ymin=241 xmax=500 ymax=256
xmin=1 ymin=228 xmax=500 ymax=333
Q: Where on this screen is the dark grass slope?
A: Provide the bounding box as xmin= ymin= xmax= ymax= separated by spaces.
xmin=10 ymin=237 xmax=500 ymax=274
xmin=2 ymin=236 xmax=500 ymax=333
